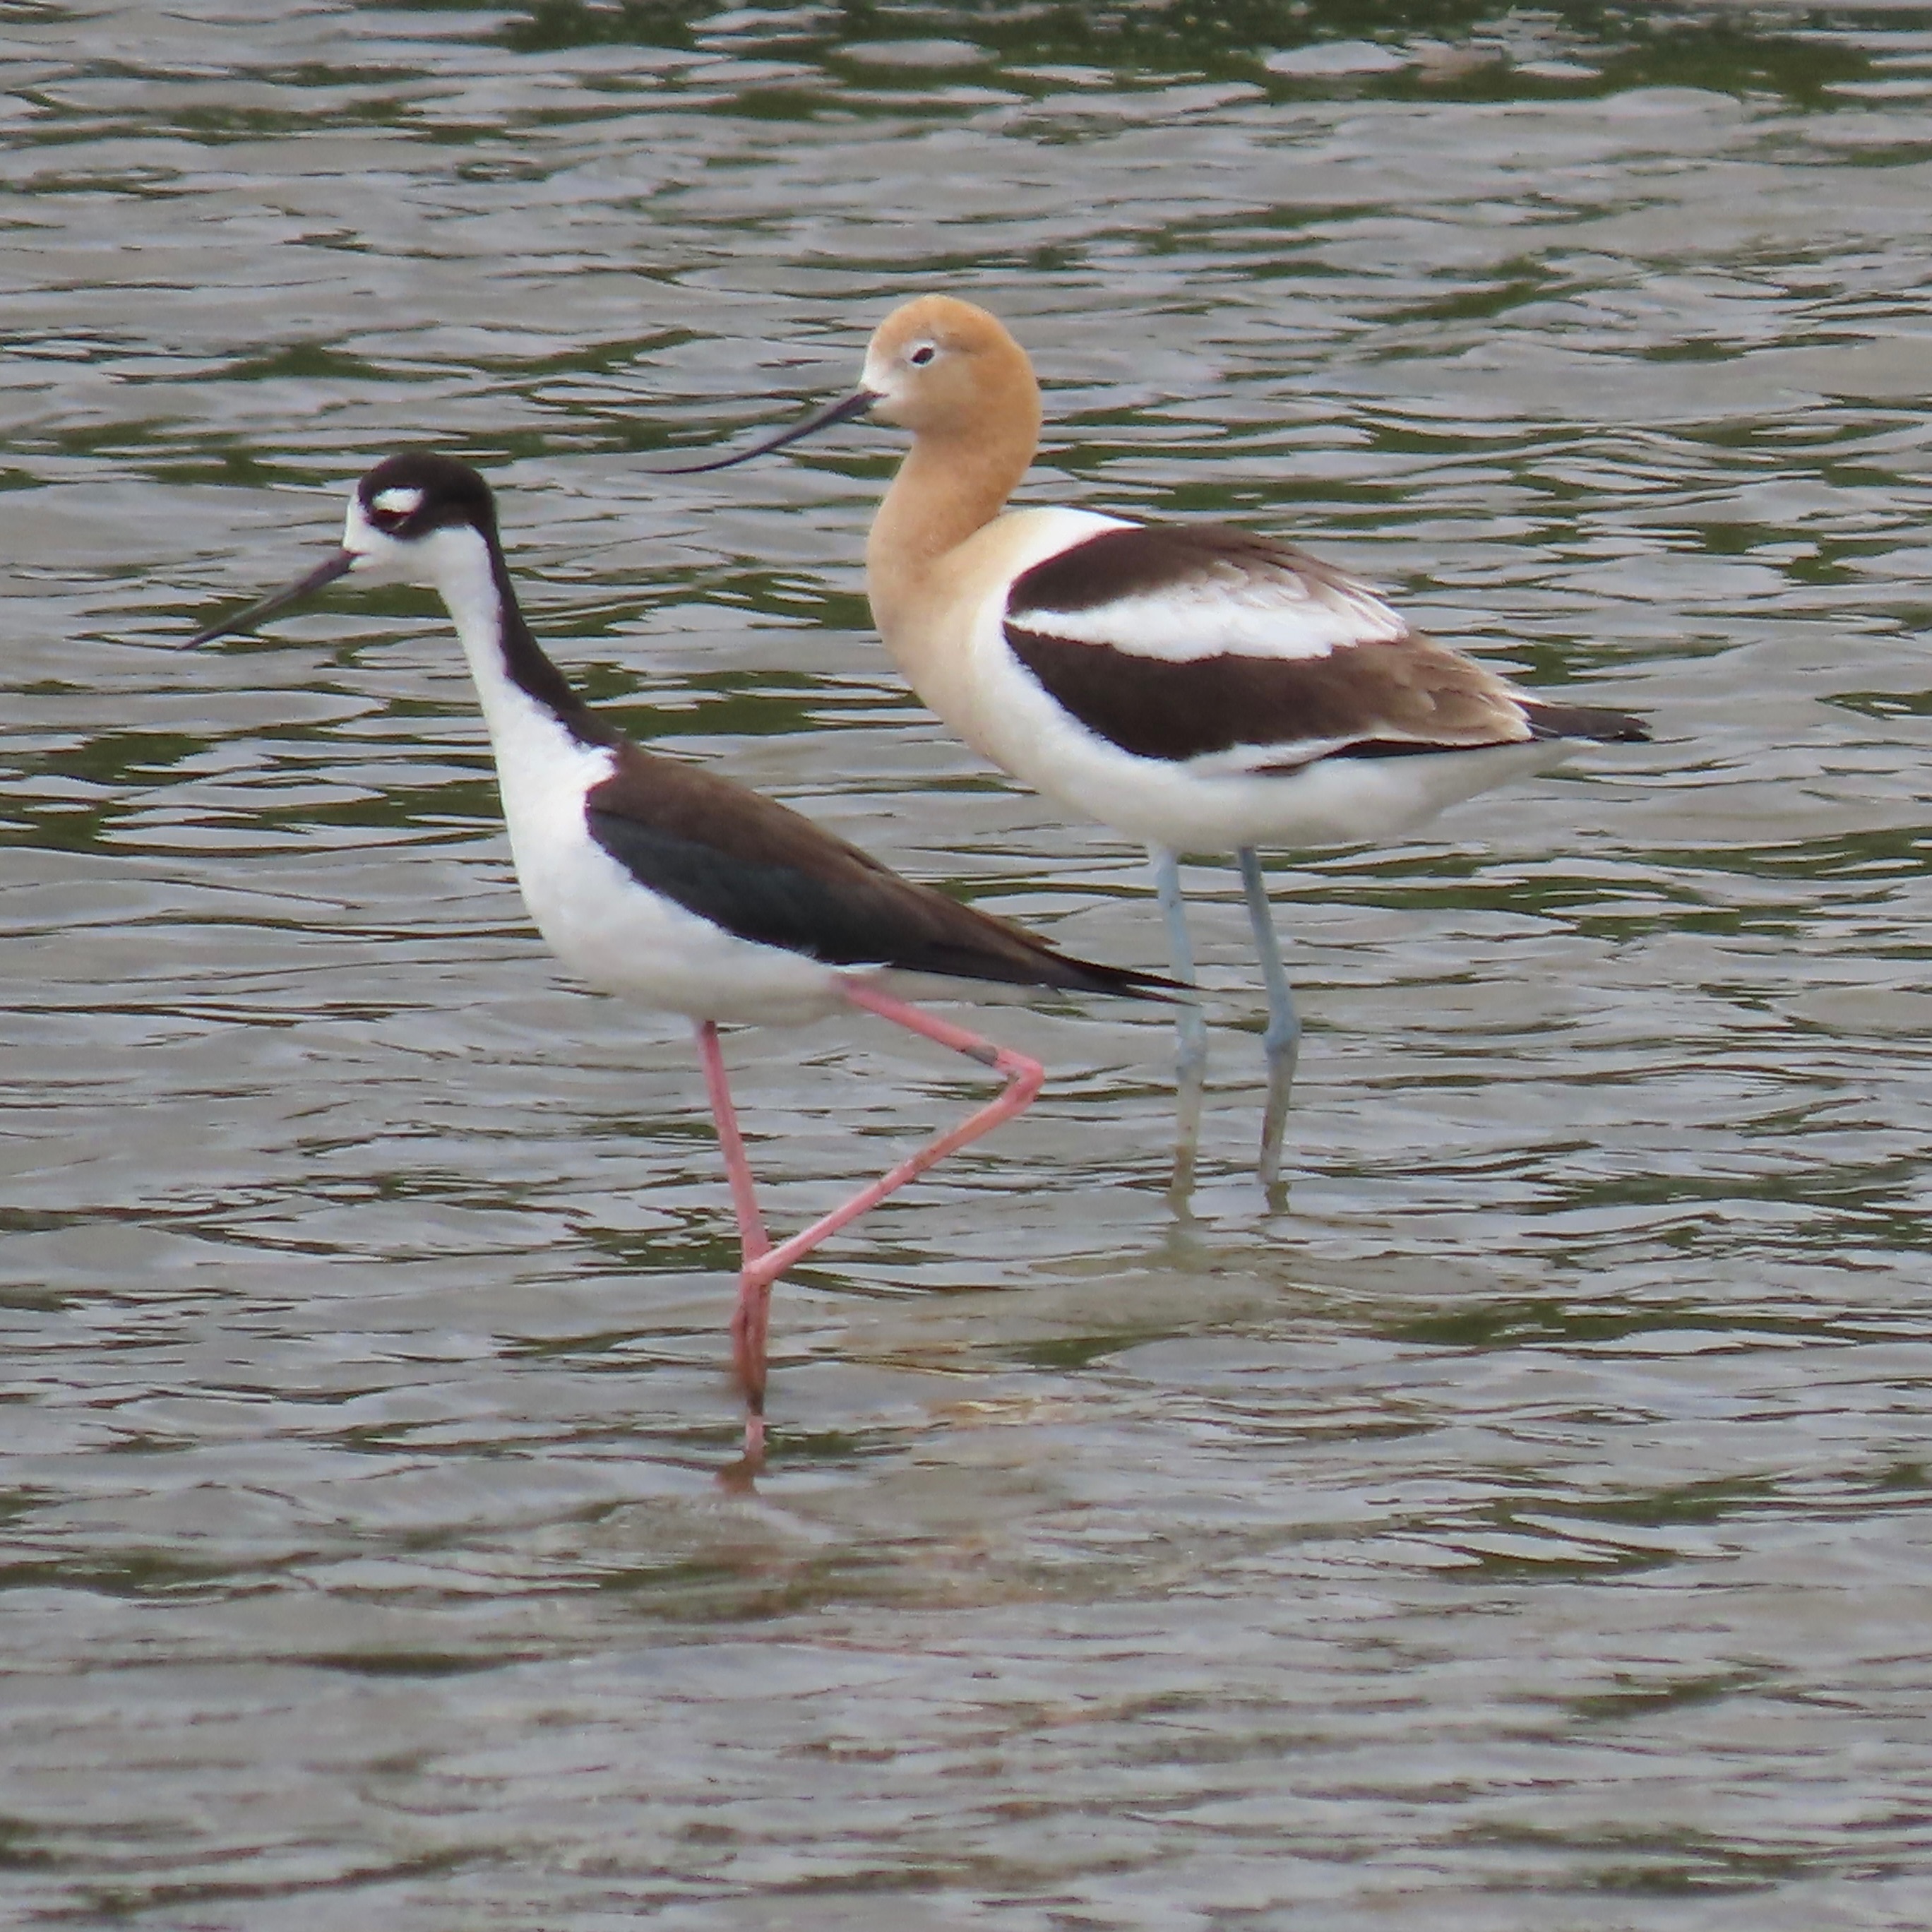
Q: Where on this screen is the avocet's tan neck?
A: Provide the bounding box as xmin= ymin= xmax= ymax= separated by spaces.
xmin=866 ymin=388 xmax=1041 ymax=647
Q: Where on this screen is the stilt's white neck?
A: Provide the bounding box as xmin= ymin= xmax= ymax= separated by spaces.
xmin=427 ymin=527 xmax=521 ymax=726
xmin=413 ymin=523 xmax=601 ymax=753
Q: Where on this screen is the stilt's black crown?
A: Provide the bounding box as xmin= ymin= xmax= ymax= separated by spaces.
xmin=357 ymin=451 xmax=499 ymax=543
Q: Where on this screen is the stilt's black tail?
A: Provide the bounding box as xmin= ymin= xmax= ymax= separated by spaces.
xmin=915 ymin=942 xmax=1186 ymax=1002
xmin=1522 ymin=700 xmax=1650 ymax=744
xmin=1034 ymin=954 xmax=1187 ymax=1001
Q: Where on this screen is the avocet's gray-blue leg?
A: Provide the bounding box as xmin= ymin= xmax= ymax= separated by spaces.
xmin=1237 ymin=846 xmax=1299 ymax=1203
xmin=1150 ymin=845 xmax=1206 ymax=1203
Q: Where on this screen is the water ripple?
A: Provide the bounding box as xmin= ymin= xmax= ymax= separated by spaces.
xmin=4 ymin=2 xmax=1932 ymax=1925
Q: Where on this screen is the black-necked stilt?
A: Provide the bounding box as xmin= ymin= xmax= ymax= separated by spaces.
xmin=189 ymin=451 xmax=1174 ymax=1469
xmin=669 ymin=294 xmax=1651 ymax=1203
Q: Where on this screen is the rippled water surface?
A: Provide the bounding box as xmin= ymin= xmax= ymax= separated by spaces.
xmin=6 ymin=1 xmax=1932 ymax=1924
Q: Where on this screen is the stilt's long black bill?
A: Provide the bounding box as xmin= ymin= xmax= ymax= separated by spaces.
xmin=188 ymin=549 xmax=359 ymax=647
xmin=658 ymin=388 xmax=879 ymax=475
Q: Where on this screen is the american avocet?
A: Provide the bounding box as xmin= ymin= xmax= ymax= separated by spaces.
xmin=669 ymin=295 xmax=1650 ymax=1200
xmin=189 ymin=451 xmax=1172 ymax=1469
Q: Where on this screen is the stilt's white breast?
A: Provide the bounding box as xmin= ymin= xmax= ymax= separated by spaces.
xmin=436 ymin=537 xmax=857 ymax=1027
xmin=482 ymin=710 xmax=860 ymax=1027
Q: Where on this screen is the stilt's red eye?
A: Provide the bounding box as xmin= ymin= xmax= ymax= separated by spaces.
xmin=366 ymin=484 xmax=425 ymax=532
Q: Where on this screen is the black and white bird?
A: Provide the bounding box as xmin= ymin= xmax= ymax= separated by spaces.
xmin=669 ymin=294 xmax=1652 ymax=1200
xmin=189 ymin=451 xmax=1172 ymax=1469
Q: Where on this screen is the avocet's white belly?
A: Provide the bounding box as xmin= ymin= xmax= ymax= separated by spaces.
xmin=977 ymin=711 xmax=1574 ymax=854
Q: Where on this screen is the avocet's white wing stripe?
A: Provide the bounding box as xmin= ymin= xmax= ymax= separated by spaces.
xmin=1006 ymin=523 xmax=1409 ymax=664
xmin=994 ymin=520 xmax=1544 ymax=769
xmin=1014 ymin=568 xmax=1408 ymax=662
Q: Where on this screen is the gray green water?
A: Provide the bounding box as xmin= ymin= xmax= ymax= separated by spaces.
xmin=4 ymin=1 xmax=1932 ymax=1924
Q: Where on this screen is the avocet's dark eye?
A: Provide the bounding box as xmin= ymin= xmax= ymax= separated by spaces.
xmin=909 ymin=342 xmax=936 ymax=367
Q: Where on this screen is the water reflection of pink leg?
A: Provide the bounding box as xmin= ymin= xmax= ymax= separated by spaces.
xmin=696 ymin=987 xmax=1046 ymax=1473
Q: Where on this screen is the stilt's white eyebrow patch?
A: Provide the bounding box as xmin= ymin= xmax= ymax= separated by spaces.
xmin=373 ymin=486 xmax=424 ymax=516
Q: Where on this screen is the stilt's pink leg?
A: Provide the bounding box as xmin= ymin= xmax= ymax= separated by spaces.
xmin=696 ymin=1021 xmax=773 ymax=1466
xmin=741 ymin=983 xmax=1044 ymax=1292
xmin=697 ymin=1022 xmax=770 ymax=1260
xmin=698 ymin=989 xmax=1046 ymax=1472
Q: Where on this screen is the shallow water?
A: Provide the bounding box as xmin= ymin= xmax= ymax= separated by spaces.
xmin=5 ymin=1 xmax=1932 ymax=1924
